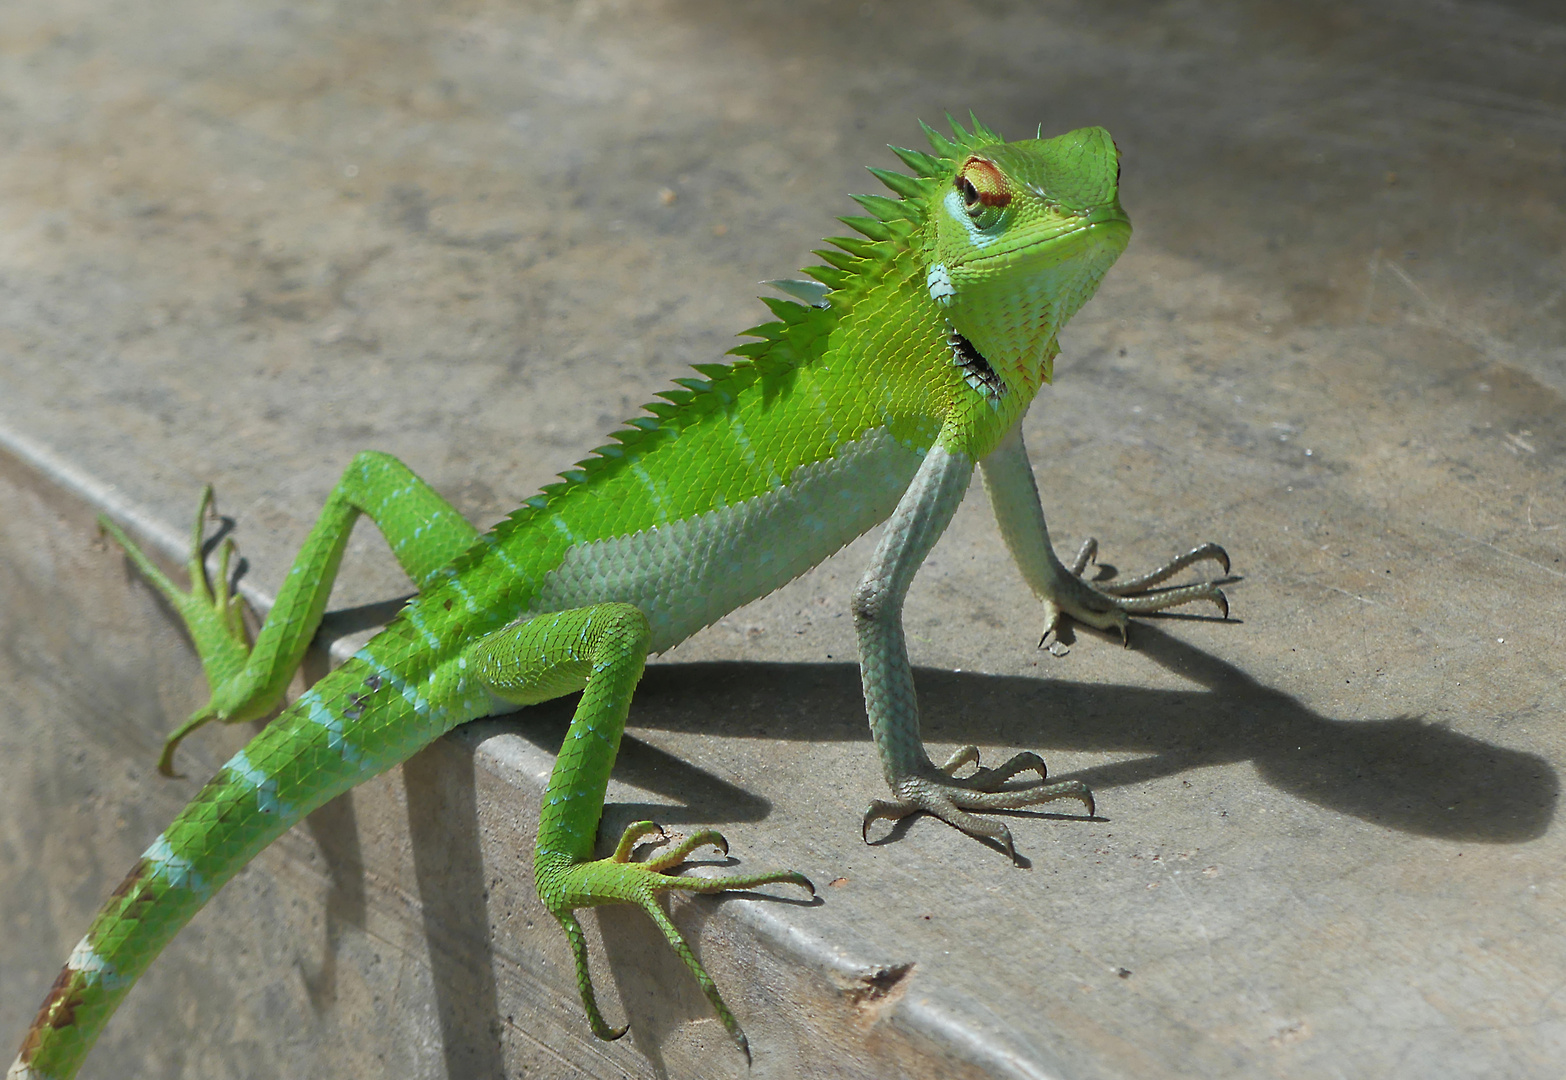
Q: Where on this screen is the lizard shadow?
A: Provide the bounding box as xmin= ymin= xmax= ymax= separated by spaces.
xmin=308 ymin=599 xmax=1555 ymax=845
xmin=611 ymin=624 xmax=1556 ymax=843
xmin=295 ymin=736 xmax=509 ymax=1079
xmin=401 ymin=742 xmax=509 ymax=1080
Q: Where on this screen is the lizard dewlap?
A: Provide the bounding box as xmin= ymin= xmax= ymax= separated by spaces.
xmin=10 ymin=116 xmax=1229 ymax=1078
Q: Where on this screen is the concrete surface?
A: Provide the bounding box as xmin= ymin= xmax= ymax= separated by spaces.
xmin=2 ymin=1 xmax=1565 ymax=1077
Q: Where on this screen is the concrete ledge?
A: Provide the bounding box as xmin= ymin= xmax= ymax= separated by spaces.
xmin=0 ymin=421 xmax=1035 ymax=1080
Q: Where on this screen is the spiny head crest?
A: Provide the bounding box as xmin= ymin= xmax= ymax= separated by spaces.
xmin=795 ymin=115 xmax=1005 ymax=302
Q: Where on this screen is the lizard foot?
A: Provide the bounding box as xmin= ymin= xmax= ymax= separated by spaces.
xmin=544 ymin=820 xmax=814 ymax=1061
xmin=100 ymin=486 xmax=250 ymax=775
xmin=1042 ymin=539 xmax=1231 ymax=650
xmin=862 ymin=750 xmax=1095 ymax=862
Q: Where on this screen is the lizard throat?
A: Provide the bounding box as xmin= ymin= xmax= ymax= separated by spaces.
xmin=947 ymin=329 xmax=1007 ymax=405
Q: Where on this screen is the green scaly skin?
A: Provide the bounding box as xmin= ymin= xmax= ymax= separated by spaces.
xmin=10 ymin=117 xmax=1231 ymax=1079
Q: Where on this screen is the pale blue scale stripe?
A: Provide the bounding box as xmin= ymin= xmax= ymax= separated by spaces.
xmin=353 ymin=648 xmax=431 ymax=717
xmin=406 ymin=607 xmax=442 ymax=650
xmin=223 ymin=748 xmax=297 ymax=820
xmin=630 ymin=462 xmax=669 ymax=523
xmin=448 ymin=578 xmax=481 ymax=612
xmin=480 ymin=534 xmax=525 ymax=577
xmin=299 ymin=688 xmax=364 ymax=764
xmin=65 ymin=937 xmax=132 ymax=991
xmin=725 ymin=416 xmax=760 ymax=468
xmin=141 ymin=834 xmax=213 ymax=899
xmin=794 ymin=365 xmax=842 ymax=444
xmin=725 ymin=417 xmax=782 ymax=491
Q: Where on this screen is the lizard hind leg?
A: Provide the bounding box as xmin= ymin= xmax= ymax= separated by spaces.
xmin=466 ymin=605 xmax=813 ymax=1058
xmin=100 ymin=452 xmax=482 ymax=774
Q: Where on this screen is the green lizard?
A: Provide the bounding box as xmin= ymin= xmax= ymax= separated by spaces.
xmin=10 ymin=116 xmax=1229 ymax=1078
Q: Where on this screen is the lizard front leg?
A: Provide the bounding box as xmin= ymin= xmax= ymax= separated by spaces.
xmin=980 ymin=422 xmax=1230 ymax=649
xmin=855 ymin=436 xmax=1094 ymax=860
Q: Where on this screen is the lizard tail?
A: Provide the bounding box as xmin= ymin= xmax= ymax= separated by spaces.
xmin=8 ymin=652 xmax=452 ymax=1080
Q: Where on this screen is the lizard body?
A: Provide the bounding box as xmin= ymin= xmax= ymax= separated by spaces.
xmin=10 ymin=117 xmax=1229 ymax=1078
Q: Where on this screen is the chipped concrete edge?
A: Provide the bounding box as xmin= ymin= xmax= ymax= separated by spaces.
xmin=472 ymin=726 xmax=1068 ymax=1079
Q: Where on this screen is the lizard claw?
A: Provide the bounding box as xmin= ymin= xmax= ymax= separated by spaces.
xmin=546 ymin=822 xmax=813 ymax=1056
xmin=936 ymin=745 xmax=1051 ymax=789
xmin=1040 ymin=539 xmax=1232 ymax=649
xmin=863 ymin=765 xmax=1095 ymax=860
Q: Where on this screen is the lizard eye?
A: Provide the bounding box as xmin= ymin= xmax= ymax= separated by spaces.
xmin=956 ymin=174 xmax=982 ymax=212
xmin=955 ymin=157 xmax=1009 ymax=228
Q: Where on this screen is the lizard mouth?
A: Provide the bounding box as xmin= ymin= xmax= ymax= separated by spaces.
xmin=961 ymin=209 xmax=1129 ymax=272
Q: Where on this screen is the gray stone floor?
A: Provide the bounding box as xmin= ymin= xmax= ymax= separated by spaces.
xmin=2 ymin=1 xmax=1564 ymax=1077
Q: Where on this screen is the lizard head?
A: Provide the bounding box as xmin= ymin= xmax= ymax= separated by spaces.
xmin=926 ymin=125 xmax=1131 ymax=393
